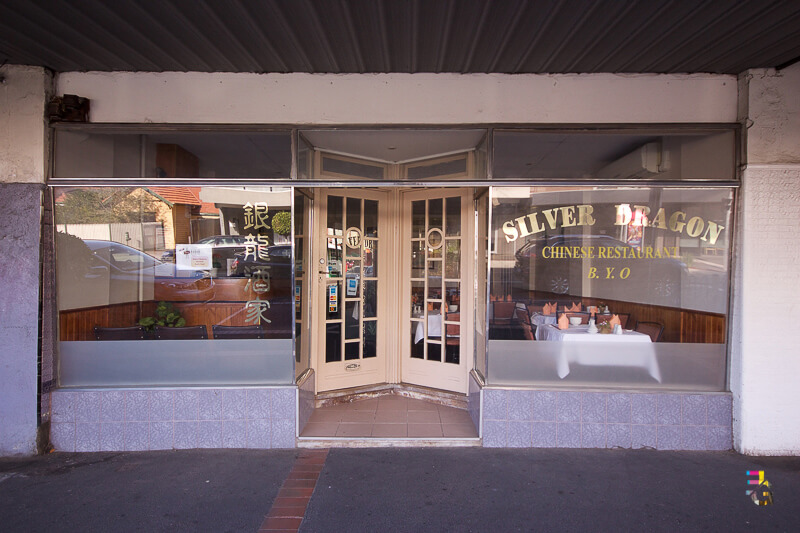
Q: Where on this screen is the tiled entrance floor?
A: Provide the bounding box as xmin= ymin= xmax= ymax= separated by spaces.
xmin=301 ymin=395 xmax=478 ymax=438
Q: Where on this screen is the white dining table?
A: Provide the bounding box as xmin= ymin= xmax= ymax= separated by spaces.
xmin=531 ymin=314 xmax=558 ymax=328
xmin=536 ymin=324 xmax=661 ymax=382
xmin=414 ymin=313 xmax=443 ymax=344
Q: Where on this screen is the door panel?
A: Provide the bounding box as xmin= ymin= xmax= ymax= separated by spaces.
xmin=315 ymin=190 xmax=388 ymax=392
xmin=402 ymin=189 xmax=472 ymax=394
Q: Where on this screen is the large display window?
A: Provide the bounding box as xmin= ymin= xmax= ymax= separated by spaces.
xmin=54 ymin=186 xmax=296 ymax=387
xmin=485 ymin=186 xmax=733 ymax=391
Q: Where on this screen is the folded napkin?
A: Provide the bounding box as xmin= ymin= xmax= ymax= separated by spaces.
xmin=608 ymin=314 xmax=621 ymax=329
xmin=543 ymin=302 xmax=557 ymax=315
xmin=587 ymin=305 xmax=597 ymax=316
xmin=570 ymin=302 xmax=582 ymax=312
xmin=558 ymin=313 xmax=569 ymax=330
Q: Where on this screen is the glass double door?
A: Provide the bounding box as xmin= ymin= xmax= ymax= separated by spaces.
xmin=313 ymin=188 xmax=471 ymax=394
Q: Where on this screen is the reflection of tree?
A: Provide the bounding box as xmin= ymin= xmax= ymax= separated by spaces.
xmin=56 ymin=188 xmax=159 ymax=224
xmin=55 ymin=232 xmax=92 ymax=280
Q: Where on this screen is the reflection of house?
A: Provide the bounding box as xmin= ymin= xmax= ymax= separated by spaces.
xmin=143 ymin=187 xmax=219 ymax=249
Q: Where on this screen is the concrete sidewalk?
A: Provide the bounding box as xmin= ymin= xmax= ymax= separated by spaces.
xmin=1 ymin=448 xmax=798 ymax=532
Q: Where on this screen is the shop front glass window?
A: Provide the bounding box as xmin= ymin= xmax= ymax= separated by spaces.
xmin=54 ymin=186 xmax=295 ymax=387
xmin=487 ymin=186 xmax=732 ymax=391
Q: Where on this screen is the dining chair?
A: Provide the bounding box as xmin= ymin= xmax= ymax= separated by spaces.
xmin=634 ymin=321 xmax=664 ymax=342
xmin=154 ymin=325 xmax=208 ymax=340
xmin=93 ymin=325 xmax=146 ymax=340
xmin=445 ymin=312 xmax=460 ymax=345
xmin=492 ymin=301 xmax=516 ymax=322
xmin=212 ymin=324 xmax=266 ymax=339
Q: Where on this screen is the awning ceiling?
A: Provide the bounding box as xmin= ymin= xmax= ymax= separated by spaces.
xmin=1 ymin=0 xmax=799 ymax=75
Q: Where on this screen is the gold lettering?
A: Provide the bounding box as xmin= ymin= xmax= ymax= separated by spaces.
xmin=633 ymin=205 xmax=651 ymax=227
xmin=615 ymin=204 xmax=632 ymax=226
xmin=701 ymin=221 xmax=725 ymax=245
xmin=542 ymin=246 xmax=551 ymax=259
xmin=651 ymin=208 xmax=667 ymax=229
xmin=686 ymin=216 xmax=704 ymax=238
xmin=502 ymin=221 xmax=519 ymax=243
xmin=527 ymin=213 xmax=546 ymax=234
xmin=515 ymin=216 xmax=533 ymax=238
xmin=560 ymin=206 xmax=577 ymax=227
xmin=669 ymin=211 xmax=687 ymax=233
xmin=577 ymin=204 xmax=596 ymax=226
xmin=598 ymin=247 xmax=607 ymax=258
xmin=645 ymin=247 xmax=654 ymax=259
xmin=542 ymin=208 xmax=559 ymax=230
xmin=654 ymin=247 xmax=662 ymax=258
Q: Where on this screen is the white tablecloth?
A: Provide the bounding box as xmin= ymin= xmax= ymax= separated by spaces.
xmin=531 ymin=314 xmax=558 ymax=327
xmin=414 ymin=314 xmax=443 ymax=344
xmin=536 ymin=324 xmax=661 ymax=382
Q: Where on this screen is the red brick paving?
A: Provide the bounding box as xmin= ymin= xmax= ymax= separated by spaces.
xmin=258 ymin=449 xmax=329 ymax=532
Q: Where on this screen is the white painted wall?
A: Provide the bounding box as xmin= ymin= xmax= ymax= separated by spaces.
xmin=57 ymin=72 xmax=737 ymax=125
xmin=0 ymin=65 xmax=50 ymax=184
xmin=734 ymin=64 xmax=800 ymax=455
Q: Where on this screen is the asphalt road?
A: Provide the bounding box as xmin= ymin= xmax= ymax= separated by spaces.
xmin=1 ymin=448 xmax=798 ymax=533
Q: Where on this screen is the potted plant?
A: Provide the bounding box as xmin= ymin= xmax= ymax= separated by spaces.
xmin=139 ymin=301 xmax=186 ymax=332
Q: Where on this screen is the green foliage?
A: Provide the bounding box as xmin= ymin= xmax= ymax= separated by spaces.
xmin=56 ymin=187 xmax=159 ymax=224
xmin=272 ymin=211 xmax=292 ymax=235
xmin=139 ymin=301 xmax=186 ymax=330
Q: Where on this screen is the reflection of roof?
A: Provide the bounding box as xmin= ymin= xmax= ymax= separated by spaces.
xmin=146 ymin=187 xmax=219 ymax=215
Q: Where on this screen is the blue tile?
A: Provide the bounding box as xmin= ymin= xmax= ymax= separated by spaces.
xmin=222 ymin=390 xmax=247 ymax=421
xmin=681 ymin=395 xmax=707 ymax=426
xmin=682 ymin=425 xmax=707 ymax=450
xmin=150 ymin=421 xmax=174 ymax=450
xmin=607 ymin=394 xmax=631 ymax=424
xmin=197 ymin=421 xmax=223 ymax=448
xmin=222 ymin=420 xmax=247 ymax=448
xmin=51 ymin=392 xmax=76 ymax=423
xmin=51 ymin=422 xmax=75 ymax=452
xmin=149 ymin=390 xmax=174 ymax=422
xmin=557 ymin=392 xmax=581 ymax=423
xmin=631 ymin=394 xmax=657 ymax=424
xmin=100 ymin=391 xmax=125 ymax=422
xmin=271 ymin=419 xmax=296 ymax=448
xmin=125 ymin=391 xmax=150 ymax=422
xmin=657 ymin=394 xmax=681 ymax=426
xmin=482 ymin=419 xmax=507 ymax=447
xmin=75 ymin=422 xmax=100 ymax=452
xmin=581 ymin=393 xmax=607 ymax=423
xmin=174 ymin=390 xmax=200 ymax=421
xmin=607 ymin=424 xmax=631 ymax=448
xmin=246 ymin=419 xmax=271 ymax=449
xmin=507 ymin=421 xmax=533 ymax=447
xmin=246 ymin=388 xmax=271 ymax=419
xmin=557 ymin=422 xmax=581 ymax=448
xmin=532 ymin=391 xmax=557 ymax=421
xmin=707 ymin=426 xmax=732 ymax=450
xmin=74 ymin=392 xmax=101 ymax=423
xmin=531 ymin=422 xmax=558 ymax=448
xmin=508 ymin=391 xmax=534 ymax=421
xmin=483 ymin=390 xmax=507 ymax=420
xmin=199 ymin=390 xmax=223 ymax=421
xmin=657 ymin=425 xmax=681 ymax=450
xmin=582 ymin=423 xmax=607 ymax=448
xmin=271 ymin=388 xmax=296 ymax=420
xmin=631 ymin=425 xmax=656 ymax=449
xmin=708 ymin=395 xmax=732 ymax=427
xmin=124 ymin=421 xmax=149 ymax=451
xmin=174 ymin=421 xmax=199 ymax=449
xmin=99 ymin=422 xmax=125 ymax=451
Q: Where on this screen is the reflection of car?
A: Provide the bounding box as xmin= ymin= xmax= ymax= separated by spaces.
xmin=230 ymin=245 xmax=292 ymax=277
xmin=160 ymin=249 xmax=175 ymax=263
xmin=194 ymin=235 xmax=249 ymax=270
xmin=513 ymin=234 xmax=687 ymax=305
xmin=82 ymin=240 xmax=214 ymax=299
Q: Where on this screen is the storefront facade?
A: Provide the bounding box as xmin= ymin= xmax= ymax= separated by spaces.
xmin=2 ymin=66 xmax=800 ymax=455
